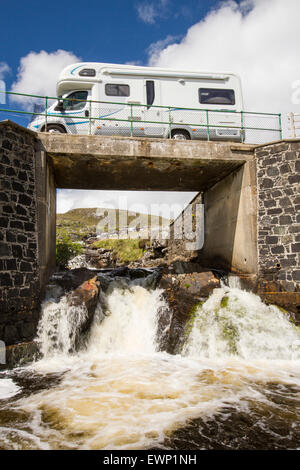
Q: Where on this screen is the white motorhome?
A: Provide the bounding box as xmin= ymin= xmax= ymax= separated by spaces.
xmin=28 ymin=62 xmax=244 ymax=141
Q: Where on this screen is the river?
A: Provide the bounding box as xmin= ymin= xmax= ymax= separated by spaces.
xmin=0 ymin=277 xmax=300 ymax=450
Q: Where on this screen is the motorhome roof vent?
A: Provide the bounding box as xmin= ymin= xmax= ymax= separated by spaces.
xmin=79 ymin=68 xmax=96 ymax=77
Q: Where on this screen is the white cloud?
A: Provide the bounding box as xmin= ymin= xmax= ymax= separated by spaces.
xmin=147 ymin=35 xmax=181 ymax=64
xmin=136 ymin=0 xmax=169 ymax=24
xmin=148 ymin=0 xmax=300 ymax=137
xmin=10 ymin=49 xmax=80 ymax=108
xmin=137 ymin=3 xmax=157 ymax=24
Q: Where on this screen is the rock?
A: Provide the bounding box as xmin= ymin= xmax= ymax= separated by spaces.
xmin=84 ymin=247 xmax=117 ymax=268
xmin=1 ymin=341 xmax=40 ymax=370
xmin=51 ymin=268 xmax=98 ymax=292
xmin=158 ymin=271 xmax=220 ymax=354
xmin=168 ymin=261 xmax=208 ymax=274
xmin=68 ymin=276 xmax=100 ymax=334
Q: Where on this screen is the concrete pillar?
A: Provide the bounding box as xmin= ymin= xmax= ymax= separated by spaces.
xmin=199 ymin=159 xmax=258 ymax=285
xmin=35 ymin=148 xmax=56 ymax=292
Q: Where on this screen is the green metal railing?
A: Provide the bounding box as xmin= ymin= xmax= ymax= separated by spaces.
xmin=0 ymin=90 xmax=282 ymax=144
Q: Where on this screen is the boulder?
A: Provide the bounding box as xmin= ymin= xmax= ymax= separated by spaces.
xmin=51 ymin=268 xmax=98 ymax=292
xmin=68 ymin=276 xmax=100 ymax=335
xmin=158 ymin=271 xmax=220 ymax=354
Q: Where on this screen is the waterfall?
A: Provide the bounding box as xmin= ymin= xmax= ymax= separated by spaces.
xmin=183 ymin=286 xmax=300 ymax=361
xmin=87 ymin=286 xmax=166 ymax=355
xmin=36 ymin=295 xmax=88 ymax=357
xmin=36 ymin=273 xmax=170 ymax=361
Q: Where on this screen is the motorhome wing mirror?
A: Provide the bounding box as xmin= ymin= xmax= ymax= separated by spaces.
xmin=55 ymin=99 xmax=64 ymax=111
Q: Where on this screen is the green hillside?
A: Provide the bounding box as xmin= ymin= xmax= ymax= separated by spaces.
xmin=57 ymin=208 xmax=170 ymax=242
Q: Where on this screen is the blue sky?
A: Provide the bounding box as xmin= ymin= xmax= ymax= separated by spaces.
xmin=0 ymin=0 xmax=226 ymax=215
xmin=1 ymin=0 xmax=299 ymax=215
xmin=1 ymin=0 xmax=223 ymax=91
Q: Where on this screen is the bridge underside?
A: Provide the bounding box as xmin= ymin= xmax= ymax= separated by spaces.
xmin=39 ymin=134 xmax=254 ymax=191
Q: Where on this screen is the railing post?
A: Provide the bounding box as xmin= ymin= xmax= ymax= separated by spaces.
xmin=241 ymin=110 xmax=244 ymax=143
xmin=288 ymin=113 xmax=295 ymax=138
xmin=89 ymin=100 xmax=92 ymax=135
xmin=168 ymin=107 xmax=172 ymax=138
xmin=45 ymin=96 xmax=48 ymax=132
xmin=206 ymin=110 xmax=210 ymax=141
xmin=278 ymin=113 xmax=282 ymax=139
xmin=130 ymin=104 xmax=133 ymax=137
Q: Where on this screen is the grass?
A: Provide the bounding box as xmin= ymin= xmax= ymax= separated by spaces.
xmin=56 ymin=234 xmax=83 ymax=269
xmin=91 ymin=239 xmax=144 ymax=263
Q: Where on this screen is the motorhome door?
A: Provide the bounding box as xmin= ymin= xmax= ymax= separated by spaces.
xmin=142 ymin=79 xmax=163 ymax=137
xmin=61 ymin=90 xmax=91 ymax=134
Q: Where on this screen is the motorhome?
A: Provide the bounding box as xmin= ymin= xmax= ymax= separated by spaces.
xmin=28 ymin=62 xmax=244 ymax=141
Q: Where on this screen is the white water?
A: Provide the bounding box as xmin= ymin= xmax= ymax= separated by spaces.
xmin=1 ymin=283 xmax=300 ymax=450
xmin=183 ymin=286 xmax=300 ymax=360
xmin=36 ymin=295 xmax=88 ymax=357
xmin=88 ymin=286 xmax=165 ymax=355
xmin=0 ymin=379 xmax=20 ymax=400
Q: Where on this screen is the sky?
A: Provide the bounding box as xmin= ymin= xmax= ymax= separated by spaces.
xmin=1 ymin=0 xmax=299 ymax=215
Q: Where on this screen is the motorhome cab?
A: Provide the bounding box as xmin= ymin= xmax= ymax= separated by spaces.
xmin=28 ymin=62 xmax=244 ymax=141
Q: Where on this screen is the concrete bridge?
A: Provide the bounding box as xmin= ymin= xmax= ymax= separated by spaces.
xmin=0 ymin=120 xmax=299 ymax=349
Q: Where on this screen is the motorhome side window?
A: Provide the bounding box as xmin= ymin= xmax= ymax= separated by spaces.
xmin=63 ymin=91 xmax=88 ymax=110
xmin=105 ymin=84 xmax=130 ymax=97
xmin=199 ymin=88 xmax=235 ymax=105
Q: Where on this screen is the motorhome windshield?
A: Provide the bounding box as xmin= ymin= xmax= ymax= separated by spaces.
xmin=30 ymin=103 xmax=45 ymax=122
xmin=62 ymin=90 xmax=88 ymax=110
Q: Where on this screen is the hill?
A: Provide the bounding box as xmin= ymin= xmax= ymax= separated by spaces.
xmin=57 ymin=207 xmax=170 ymax=242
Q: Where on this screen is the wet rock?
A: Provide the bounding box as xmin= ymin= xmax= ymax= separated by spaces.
xmin=68 ymin=276 xmax=100 ymax=334
xmin=129 ymin=267 xmax=159 ymax=280
xmin=159 ymin=271 xmax=220 ymax=354
xmin=0 ymin=341 xmax=40 ymax=370
xmin=51 ymin=268 xmax=98 ymax=292
xmin=168 ymin=260 xmax=214 ymax=275
xmin=149 ymin=239 xmax=168 ymax=259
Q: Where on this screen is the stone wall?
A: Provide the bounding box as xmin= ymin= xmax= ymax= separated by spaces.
xmin=168 ymin=192 xmax=203 ymax=263
xmin=0 ymin=121 xmax=40 ymax=345
xmin=255 ymin=141 xmax=300 ymax=310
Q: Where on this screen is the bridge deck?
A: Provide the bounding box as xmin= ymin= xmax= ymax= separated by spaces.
xmin=38 ymin=133 xmax=255 ymax=191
